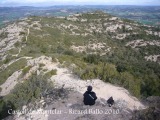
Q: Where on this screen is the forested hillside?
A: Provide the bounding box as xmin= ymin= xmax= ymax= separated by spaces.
xmin=0 ymin=11 xmax=160 ymax=119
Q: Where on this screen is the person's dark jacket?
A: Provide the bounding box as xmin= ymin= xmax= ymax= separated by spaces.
xmin=83 ymin=91 xmax=97 ymax=105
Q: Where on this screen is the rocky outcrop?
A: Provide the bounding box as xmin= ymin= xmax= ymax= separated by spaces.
xmin=132 ymin=96 xmax=160 ymax=120
xmin=11 ymin=90 xmax=136 ymax=120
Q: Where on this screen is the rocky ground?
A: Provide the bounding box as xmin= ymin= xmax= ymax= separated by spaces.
xmin=8 ymin=90 xmax=134 ymax=120
xmin=5 ymin=90 xmax=160 ymax=120
xmin=2 ymin=56 xmax=146 ymax=120
xmin=46 ymin=91 xmax=134 ymax=120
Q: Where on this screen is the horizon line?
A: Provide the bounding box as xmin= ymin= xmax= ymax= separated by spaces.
xmin=0 ymin=4 xmax=160 ymax=7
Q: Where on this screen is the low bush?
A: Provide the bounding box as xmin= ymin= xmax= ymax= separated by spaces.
xmin=19 ymin=31 xmax=25 ymax=35
xmin=0 ymin=58 xmax=27 ymax=85
xmin=33 ymin=24 xmax=38 ymax=27
xmin=3 ymin=55 xmax=13 ymax=64
xmin=44 ymin=69 xmax=57 ymax=78
xmin=0 ymin=73 xmax=54 ymax=119
xmin=22 ymin=66 xmax=32 ymax=75
xmin=83 ymin=54 xmax=101 ymax=64
xmin=39 ymin=63 xmax=45 ymax=68
xmin=14 ymin=41 xmax=21 ymax=47
xmin=63 ymin=50 xmax=74 ymax=56
xmin=75 ymin=62 xmax=140 ymax=97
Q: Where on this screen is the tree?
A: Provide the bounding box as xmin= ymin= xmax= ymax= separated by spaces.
xmin=116 ymin=63 xmax=127 ymax=73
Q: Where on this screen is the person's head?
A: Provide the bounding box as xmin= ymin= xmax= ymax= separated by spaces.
xmin=87 ymin=86 xmax=92 ymax=92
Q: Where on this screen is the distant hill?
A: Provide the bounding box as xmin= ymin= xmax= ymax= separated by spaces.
xmin=0 ymin=5 xmax=160 ymax=28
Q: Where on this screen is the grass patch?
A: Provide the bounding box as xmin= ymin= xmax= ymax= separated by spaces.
xmin=8 ymin=48 xmax=19 ymax=55
xmin=14 ymin=41 xmax=21 ymax=47
xmin=0 ymin=61 xmax=3 ymax=68
xmin=44 ymin=69 xmax=57 ymax=78
xmin=22 ymin=66 xmax=32 ymax=76
xmin=0 ymin=58 xmax=27 ymax=85
xmin=3 ymin=55 xmax=16 ymax=64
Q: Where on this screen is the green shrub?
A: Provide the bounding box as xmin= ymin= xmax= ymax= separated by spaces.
xmin=44 ymin=69 xmax=57 ymax=78
xmin=116 ymin=63 xmax=127 ymax=73
xmin=50 ymin=69 xmax=57 ymax=75
xmin=33 ymin=24 xmax=38 ymax=27
xmin=80 ymin=66 xmax=97 ymax=79
xmin=40 ymin=46 xmax=48 ymax=53
xmin=22 ymin=37 xmax=26 ymax=43
xmin=3 ymin=55 xmax=12 ymax=64
xmin=14 ymin=41 xmax=21 ymax=47
xmin=0 ymin=32 xmax=8 ymax=39
xmin=39 ymin=63 xmax=45 ymax=68
xmin=56 ymin=46 xmax=65 ymax=54
xmin=58 ymin=55 xmax=73 ymax=64
xmin=9 ymin=48 xmax=19 ymax=54
xmin=0 ymin=58 xmax=27 ymax=85
xmin=83 ymin=54 xmax=100 ymax=64
xmin=19 ymin=31 xmax=25 ymax=35
xmin=0 ymin=73 xmax=56 ymax=119
xmin=64 ymin=50 xmax=74 ymax=56
xmin=0 ymin=99 xmax=14 ymax=119
xmin=120 ymin=72 xmax=140 ymax=97
xmin=22 ymin=66 xmax=32 ymax=75
xmin=4 ymin=74 xmax=54 ymax=109
xmin=78 ymin=62 xmax=118 ymax=81
xmin=52 ymin=56 xmax=57 ymax=62
xmin=75 ymin=61 xmax=140 ymax=97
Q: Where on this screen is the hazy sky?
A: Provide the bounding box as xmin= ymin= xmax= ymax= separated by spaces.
xmin=0 ymin=0 xmax=160 ymax=6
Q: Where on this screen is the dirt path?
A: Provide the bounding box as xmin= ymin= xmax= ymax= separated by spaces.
xmin=26 ymin=28 xmax=30 ymax=42
xmin=0 ymin=57 xmax=32 ymax=71
xmin=11 ymin=27 xmax=30 ymax=57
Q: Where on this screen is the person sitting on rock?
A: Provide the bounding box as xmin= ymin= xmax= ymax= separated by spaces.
xmin=83 ymin=86 xmax=97 ymax=105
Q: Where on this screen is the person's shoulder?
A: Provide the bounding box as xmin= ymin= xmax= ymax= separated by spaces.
xmin=91 ymin=91 xmax=96 ymax=95
xmin=83 ymin=91 xmax=88 ymax=95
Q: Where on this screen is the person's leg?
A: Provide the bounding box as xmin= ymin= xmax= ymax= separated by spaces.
xmin=111 ymin=100 xmax=114 ymax=105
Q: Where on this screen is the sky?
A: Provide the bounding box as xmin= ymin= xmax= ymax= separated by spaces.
xmin=0 ymin=0 xmax=160 ymax=6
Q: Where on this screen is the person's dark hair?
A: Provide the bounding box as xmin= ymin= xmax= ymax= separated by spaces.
xmin=87 ymin=86 xmax=92 ymax=92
